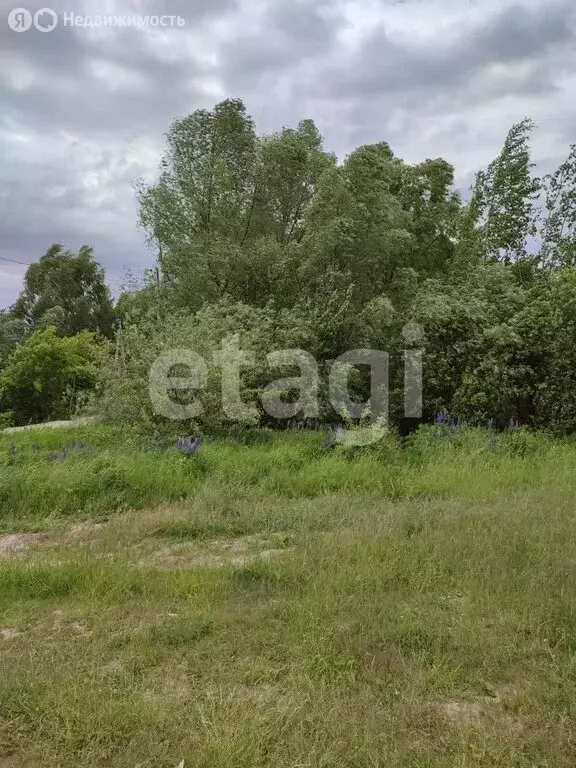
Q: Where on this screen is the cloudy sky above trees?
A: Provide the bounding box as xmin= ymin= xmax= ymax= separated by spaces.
xmin=1 ymin=0 xmax=575 ymax=307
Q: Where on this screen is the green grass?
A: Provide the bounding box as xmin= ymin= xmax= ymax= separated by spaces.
xmin=0 ymin=423 xmax=566 ymax=528
xmin=1 ymin=424 xmax=576 ymax=765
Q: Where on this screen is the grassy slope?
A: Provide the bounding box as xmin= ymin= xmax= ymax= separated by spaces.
xmin=0 ymin=425 xmax=575 ymax=766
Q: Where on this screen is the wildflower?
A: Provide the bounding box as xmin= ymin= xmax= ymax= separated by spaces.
xmin=8 ymin=442 xmax=16 ymax=456
xmin=46 ymin=446 xmax=69 ymax=461
xmin=177 ymin=436 xmax=204 ymax=456
xmin=435 ymin=411 xmax=448 ymax=425
xmin=32 ymin=443 xmax=41 ymax=453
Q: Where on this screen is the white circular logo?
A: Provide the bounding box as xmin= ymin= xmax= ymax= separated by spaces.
xmin=8 ymin=7 xmax=32 ymax=31
xmin=34 ymin=7 xmax=57 ymax=31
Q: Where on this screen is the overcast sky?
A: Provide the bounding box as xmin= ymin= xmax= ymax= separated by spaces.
xmin=1 ymin=0 xmax=575 ymax=308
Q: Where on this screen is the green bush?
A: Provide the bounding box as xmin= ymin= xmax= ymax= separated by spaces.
xmin=0 ymin=328 xmax=103 ymax=426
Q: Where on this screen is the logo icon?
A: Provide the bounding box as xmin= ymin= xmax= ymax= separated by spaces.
xmin=7 ymin=7 xmax=32 ymax=31
xmin=34 ymin=7 xmax=57 ymax=31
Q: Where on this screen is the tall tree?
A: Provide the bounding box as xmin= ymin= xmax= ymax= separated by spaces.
xmin=469 ymin=119 xmax=541 ymax=263
xmin=101 ymin=100 xmax=576 ymax=434
xmin=0 ymin=311 xmax=28 ymax=368
xmin=138 ymin=98 xmax=258 ymax=253
xmin=12 ymin=244 xmax=115 ymax=338
xmin=258 ymin=119 xmax=336 ymax=245
xmin=400 ymin=158 xmax=461 ymax=274
xmin=301 ymin=142 xmax=413 ymax=307
xmin=139 ymin=100 xmax=334 ymax=310
xmin=540 ymin=145 xmax=576 ymax=268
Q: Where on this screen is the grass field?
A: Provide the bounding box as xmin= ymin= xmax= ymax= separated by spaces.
xmin=1 ymin=424 xmax=575 ymax=766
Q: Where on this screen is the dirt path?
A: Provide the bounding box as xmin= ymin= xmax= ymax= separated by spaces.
xmin=2 ymin=416 xmax=102 ymax=434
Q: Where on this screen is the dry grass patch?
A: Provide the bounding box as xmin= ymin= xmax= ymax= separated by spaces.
xmin=0 ymin=533 xmax=45 ymax=557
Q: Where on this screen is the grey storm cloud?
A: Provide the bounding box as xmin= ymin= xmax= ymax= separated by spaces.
xmin=1 ymin=0 xmax=576 ymax=307
xmin=317 ymin=1 xmax=574 ymax=99
xmin=217 ymin=0 xmax=343 ymax=88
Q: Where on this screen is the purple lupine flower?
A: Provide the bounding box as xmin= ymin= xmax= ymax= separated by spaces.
xmin=435 ymin=411 xmax=448 ymax=425
xmin=178 ymin=436 xmax=204 ymax=456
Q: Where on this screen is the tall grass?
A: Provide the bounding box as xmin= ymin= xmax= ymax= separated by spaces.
xmin=0 ymin=423 xmax=572 ymax=528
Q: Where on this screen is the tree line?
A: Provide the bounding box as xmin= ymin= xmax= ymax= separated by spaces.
xmin=1 ymin=99 xmax=576 ymax=432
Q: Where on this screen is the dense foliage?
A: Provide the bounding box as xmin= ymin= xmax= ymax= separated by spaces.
xmin=11 ymin=243 xmax=115 ymax=338
xmin=0 ymin=245 xmax=113 ymax=426
xmin=2 ymin=100 xmax=576 ymax=431
xmin=0 ymin=328 xmax=102 ymax=425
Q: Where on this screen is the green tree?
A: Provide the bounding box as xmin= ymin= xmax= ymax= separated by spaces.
xmin=400 ymin=158 xmax=461 ymax=275
xmin=139 ymin=100 xmax=335 ymax=310
xmin=540 ymin=145 xmax=576 ymax=268
xmin=97 ymin=100 xmax=576 ymax=435
xmin=0 ymin=311 xmax=28 ymax=368
xmin=12 ymin=244 xmax=115 ymax=338
xmin=469 ymin=119 xmax=541 ymax=264
xmin=258 ymin=119 xmax=335 ymax=245
xmin=0 ymin=328 xmax=102 ymax=425
xmin=301 ymin=143 xmax=413 ymax=308
xmin=514 ymin=269 xmax=576 ymax=432
xmin=138 ymin=99 xmax=258 ymax=254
